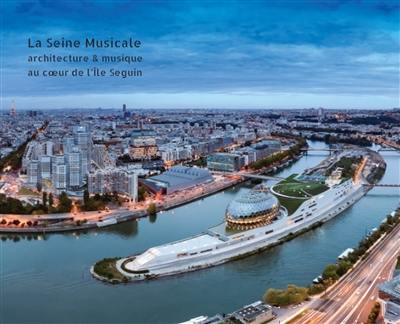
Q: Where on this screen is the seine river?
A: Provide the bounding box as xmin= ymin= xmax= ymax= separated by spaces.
xmin=1 ymin=141 xmax=399 ymax=323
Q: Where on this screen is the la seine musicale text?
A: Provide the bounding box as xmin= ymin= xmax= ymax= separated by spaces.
xmin=28 ymin=37 xmax=141 ymax=48
xmin=27 ymin=37 xmax=143 ymax=78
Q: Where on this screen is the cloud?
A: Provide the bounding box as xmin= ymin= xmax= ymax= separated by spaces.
xmin=1 ymin=0 xmax=399 ymax=108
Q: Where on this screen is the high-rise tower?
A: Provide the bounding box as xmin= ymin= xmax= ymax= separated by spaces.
xmin=122 ymin=104 xmax=130 ymax=118
xmin=10 ymin=100 xmax=16 ymax=117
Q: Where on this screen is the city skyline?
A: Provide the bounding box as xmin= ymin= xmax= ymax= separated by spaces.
xmin=1 ymin=100 xmax=399 ymax=323
xmin=2 ymin=0 xmax=399 ymax=109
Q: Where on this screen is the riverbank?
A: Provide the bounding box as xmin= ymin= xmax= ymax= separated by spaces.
xmin=0 ymin=148 xmax=305 ymax=234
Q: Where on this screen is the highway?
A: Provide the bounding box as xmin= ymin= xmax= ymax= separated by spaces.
xmin=294 ymin=220 xmax=400 ymax=324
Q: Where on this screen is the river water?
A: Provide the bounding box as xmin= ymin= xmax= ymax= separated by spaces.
xmin=1 ymin=141 xmax=399 ymax=323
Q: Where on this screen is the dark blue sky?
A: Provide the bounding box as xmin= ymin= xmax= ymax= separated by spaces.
xmin=2 ymin=0 xmax=399 ymax=109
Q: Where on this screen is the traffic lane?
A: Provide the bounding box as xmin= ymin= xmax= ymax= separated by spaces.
xmin=346 ymin=258 xmax=397 ymax=323
xmin=298 ymin=253 xmax=384 ymax=323
xmin=313 ymin=238 xmax=399 ymax=323
xmin=296 ymin=227 xmax=400 ymax=323
xmin=319 ymin=239 xmax=400 ymax=323
xmin=334 ymin=234 xmax=400 ymax=323
xmin=331 ymin=254 xmax=396 ymax=323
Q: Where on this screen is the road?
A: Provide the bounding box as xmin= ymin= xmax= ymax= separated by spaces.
xmin=294 ymin=221 xmax=400 ymax=324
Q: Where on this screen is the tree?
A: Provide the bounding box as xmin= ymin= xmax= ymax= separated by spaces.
xmin=263 ymin=284 xmax=309 ymax=307
xmin=308 ymin=283 xmax=325 ymax=295
xmin=367 ymin=302 xmax=381 ymax=324
xmin=48 ymin=193 xmax=54 ymax=207
xmin=58 ymin=192 xmax=72 ymax=213
xmin=147 ymin=202 xmax=157 ymax=216
xmin=322 ymin=264 xmax=339 ymax=281
xmin=42 ymin=191 xmax=47 ymax=207
xmin=138 ymin=186 xmax=147 ymax=202
xmin=337 ymin=260 xmax=352 ymax=277
xmin=83 ymin=189 xmax=90 ymax=209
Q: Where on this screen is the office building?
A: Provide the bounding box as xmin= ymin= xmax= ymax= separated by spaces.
xmin=207 ymin=153 xmax=243 ymax=172
xmin=88 ymin=167 xmax=139 ymax=201
xmin=27 ymin=160 xmax=39 ymax=185
xmin=67 ymin=149 xmax=82 ymax=189
xmin=129 ymin=137 xmax=158 ymax=160
xmin=73 ymin=125 xmax=92 ymax=175
xmin=378 ymin=275 xmax=400 ymax=323
xmin=51 ymin=155 xmax=67 ymax=191
xmin=39 ymin=155 xmax=52 ymax=180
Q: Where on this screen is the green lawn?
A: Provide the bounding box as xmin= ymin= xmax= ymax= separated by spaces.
xmin=272 ymin=174 xmax=328 ymax=215
xmin=93 ymin=258 xmax=127 ymax=282
xmin=277 ymin=196 xmax=306 ymax=215
xmin=273 ymin=175 xmax=328 ymax=198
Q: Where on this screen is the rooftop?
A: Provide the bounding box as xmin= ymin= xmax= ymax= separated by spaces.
xmin=144 ymin=165 xmax=213 ymax=189
xmin=127 ymin=233 xmax=224 ymax=269
xmin=379 ymin=275 xmax=400 ymax=300
xmin=384 ymin=301 xmax=400 ymax=323
xmin=226 ymin=187 xmax=279 ymax=219
xmin=232 ymin=301 xmax=273 ymax=322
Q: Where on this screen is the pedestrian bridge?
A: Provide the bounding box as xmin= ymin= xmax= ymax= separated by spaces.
xmin=215 ymin=171 xmax=284 ymax=181
xmin=377 ymin=148 xmax=399 ymax=152
xmin=301 ymin=148 xmax=341 ymax=152
xmin=363 ymin=184 xmax=400 ymax=188
xmin=301 ymin=147 xmax=398 ymax=152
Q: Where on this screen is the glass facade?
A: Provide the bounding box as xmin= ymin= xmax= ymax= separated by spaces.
xmin=225 ymin=187 xmax=280 ymax=230
xmin=207 ymin=153 xmax=242 ymax=172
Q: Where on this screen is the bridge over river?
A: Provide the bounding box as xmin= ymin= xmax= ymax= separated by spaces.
xmin=363 ymin=184 xmax=400 ymax=187
xmin=300 ymin=147 xmax=398 ymax=153
xmin=212 ymin=171 xmax=284 ymax=181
